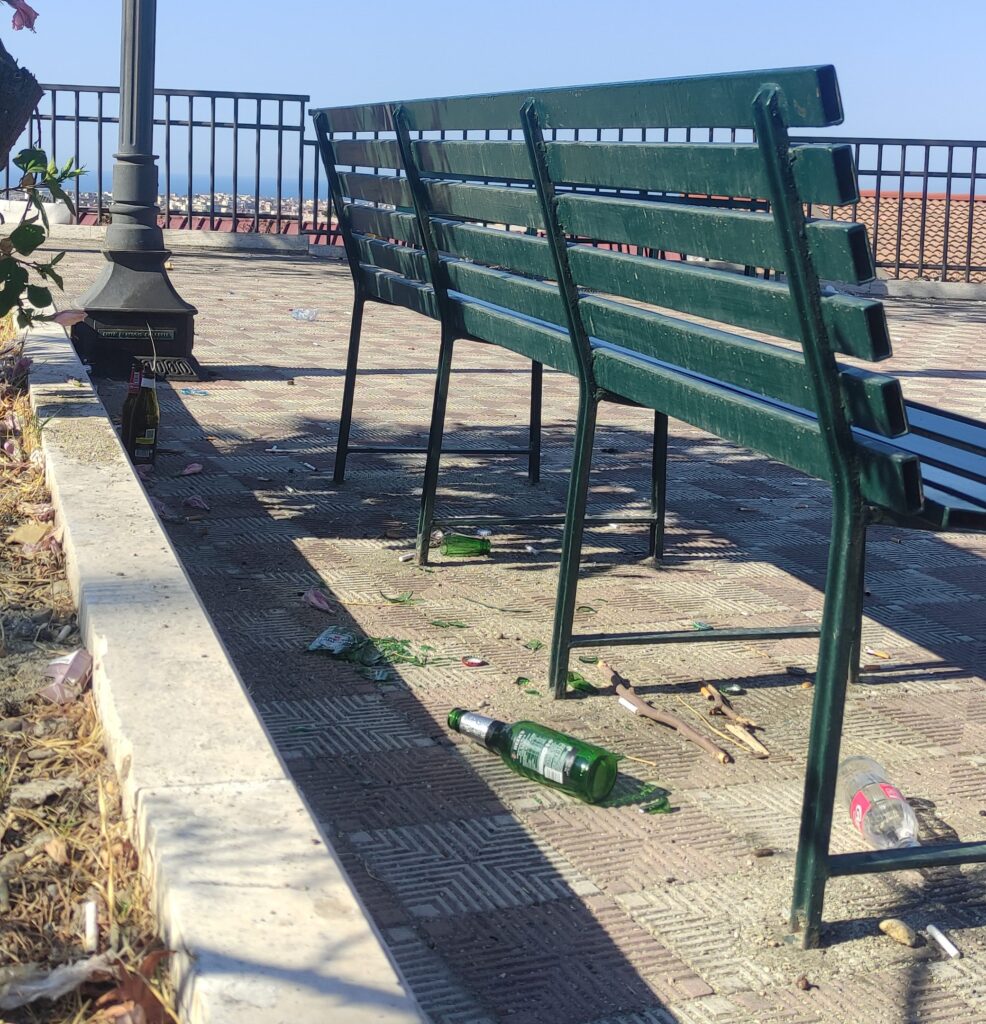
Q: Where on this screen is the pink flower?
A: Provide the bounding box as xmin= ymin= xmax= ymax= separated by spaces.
xmin=7 ymin=0 xmax=39 ymax=31
xmin=51 ymin=309 xmax=86 ymax=327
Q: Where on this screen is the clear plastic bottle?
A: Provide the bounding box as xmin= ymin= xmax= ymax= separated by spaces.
xmin=837 ymin=756 xmax=920 ymax=849
xmin=290 ymin=308 xmax=319 ymax=322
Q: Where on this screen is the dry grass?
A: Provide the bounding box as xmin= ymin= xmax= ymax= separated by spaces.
xmin=1 ymin=329 xmax=174 ymax=1022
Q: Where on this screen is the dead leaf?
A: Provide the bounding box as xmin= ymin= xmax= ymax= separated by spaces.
xmin=301 ymin=587 xmax=334 ymax=612
xmin=43 ymin=837 xmax=68 ymax=866
xmin=7 ymin=521 xmax=50 ymax=546
xmin=92 ymin=954 xmax=176 ymax=1024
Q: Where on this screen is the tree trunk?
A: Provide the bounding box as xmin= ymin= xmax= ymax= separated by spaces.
xmin=0 ymin=36 xmax=42 ymax=166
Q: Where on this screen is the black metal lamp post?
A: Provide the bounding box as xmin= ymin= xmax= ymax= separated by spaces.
xmin=73 ymin=0 xmax=196 ymax=377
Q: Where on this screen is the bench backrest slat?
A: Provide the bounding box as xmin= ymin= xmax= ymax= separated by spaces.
xmin=333 ymin=138 xmax=858 ymax=208
xmin=314 ymin=65 xmax=843 ymax=132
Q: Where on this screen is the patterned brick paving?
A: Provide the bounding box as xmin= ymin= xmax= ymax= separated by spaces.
xmin=59 ymin=243 xmax=986 ymax=1023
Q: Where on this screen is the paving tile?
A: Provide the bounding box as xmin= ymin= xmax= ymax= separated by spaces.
xmin=55 ymin=245 xmax=986 ymax=1023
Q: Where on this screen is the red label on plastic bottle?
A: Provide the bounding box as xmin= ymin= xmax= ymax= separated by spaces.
xmin=849 ymin=783 xmax=904 ymax=832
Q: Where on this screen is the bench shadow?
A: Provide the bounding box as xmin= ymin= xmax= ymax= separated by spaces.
xmin=95 ymin=380 xmax=687 ymax=1024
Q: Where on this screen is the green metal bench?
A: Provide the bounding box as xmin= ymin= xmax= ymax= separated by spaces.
xmin=311 ymin=66 xmax=986 ymax=947
xmin=310 ymin=106 xmax=668 ymax=564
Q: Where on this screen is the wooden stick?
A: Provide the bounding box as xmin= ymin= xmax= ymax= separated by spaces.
xmin=700 ymin=683 xmax=759 ymax=727
xmin=599 ymin=661 xmax=732 ymax=764
xmin=675 ymin=695 xmax=739 ymax=747
xmin=723 ymin=721 xmax=770 ymax=758
xmin=701 ymin=684 xmax=769 ymax=758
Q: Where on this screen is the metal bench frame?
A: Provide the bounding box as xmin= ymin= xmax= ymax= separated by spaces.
xmin=313 ymin=68 xmax=986 ymax=949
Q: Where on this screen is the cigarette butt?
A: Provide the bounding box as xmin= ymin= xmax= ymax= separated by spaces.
xmin=926 ymin=924 xmax=961 ymax=958
xmin=83 ymin=900 xmax=98 ymax=952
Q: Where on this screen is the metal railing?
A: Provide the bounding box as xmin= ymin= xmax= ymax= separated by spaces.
xmin=3 ymin=87 xmax=983 ymax=282
xmin=799 ymin=136 xmax=986 ymax=283
xmin=1 ymin=84 xmax=321 ymax=235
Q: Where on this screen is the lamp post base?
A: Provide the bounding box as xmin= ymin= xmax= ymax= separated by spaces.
xmin=71 ymin=248 xmax=197 ymax=378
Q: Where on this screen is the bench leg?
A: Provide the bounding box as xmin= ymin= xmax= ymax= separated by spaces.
xmin=789 ymin=501 xmax=867 ymax=947
xmin=332 ymin=291 xmax=366 ymax=484
xmin=549 ymin=390 xmax=598 ymax=699
xmin=848 ymin=524 xmax=868 ymax=687
xmin=416 ymin=329 xmax=456 ymax=566
xmin=648 ymin=411 xmax=668 ymax=564
xmin=528 ymin=360 xmax=543 ymax=485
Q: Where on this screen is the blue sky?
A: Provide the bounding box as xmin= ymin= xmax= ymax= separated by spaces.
xmin=7 ymin=0 xmax=981 ymax=139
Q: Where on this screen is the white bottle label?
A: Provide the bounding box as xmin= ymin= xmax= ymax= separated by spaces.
xmin=618 ymin=696 xmax=638 ymax=714
xmin=510 ymin=731 xmax=576 ymax=784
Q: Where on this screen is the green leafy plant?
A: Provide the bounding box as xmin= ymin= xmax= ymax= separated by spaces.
xmin=0 ymin=146 xmax=84 ymax=329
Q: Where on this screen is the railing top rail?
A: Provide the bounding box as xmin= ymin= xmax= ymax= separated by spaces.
xmin=796 ymin=134 xmax=986 ymax=148
xmin=38 ymin=84 xmax=310 ymax=102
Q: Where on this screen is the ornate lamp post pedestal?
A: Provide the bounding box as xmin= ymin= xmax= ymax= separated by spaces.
xmin=73 ymin=0 xmax=196 ymax=377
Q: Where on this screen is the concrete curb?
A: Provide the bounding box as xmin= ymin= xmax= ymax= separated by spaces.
xmin=26 ymin=329 xmax=422 ymax=1024
xmin=2 ymin=221 xmax=309 ymax=253
xmin=843 ymin=276 xmax=986 ymax=301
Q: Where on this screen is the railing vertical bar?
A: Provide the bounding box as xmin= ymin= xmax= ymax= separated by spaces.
xmin=72 ymin=90 xmax=81 ymax=221
xmin=275 ymin=98 xmax=284 ymax=233
xmin=231 ymin=97 xmax=239 ymax=234
xmin=941 ymin=145 xmax=954 ymax=282
xmin=186 ymin=95 xmax=194 ymax=228
xmin=50 ymin=89 xmax=57 ymax=165
xmin=872 ymin=142 xmax=883 ymax=268
xmin=209 ymin=96 xmax=216 ymax=230
xmin=964 ymin=146 xmax=978 ymax=283
xmin=297 ymin=99 xmax=305 ymax=235
xmin=163 ymin=93 xmax=170 ymax=228
xmin=916 ymin=145 xmax=931 ymax=279
xmin=894 ymin=144 xmax=906 ymax=278
xmin=96 ymin=91 xmax=104 ymax=224
xmin=254 ymin=98 xmax=261 ymax=232
xmin=850 ymin=141 xmax=860 ymax=225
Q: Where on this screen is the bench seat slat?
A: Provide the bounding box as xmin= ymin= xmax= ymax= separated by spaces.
xmin=909 ymin=485 xmax=986 ymax=532
xmin=568 ymin=246 xmax=891 ymax=361
xmin=884 ymin=419 xmax=986 ymax=483
xmin=314 ymin=65 xmax=842 ymax=132
xmin=591 ymin=346 xmax=922 ymax=515
xmin=917 ymin=462 xmax=986 ymax=507
xmin=558 ymin=193 xmax=875 ymax=283
xmin=582 ymin=298 xmax=906 ymax=438
xmin=907 ymin=402 xmax=986 ymax=454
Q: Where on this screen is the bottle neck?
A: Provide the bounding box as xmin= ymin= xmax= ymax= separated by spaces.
xmin=140 ymin=374 xmax=156 ymax=390
xmin=448 ymin=709 xmax=509 ymax=754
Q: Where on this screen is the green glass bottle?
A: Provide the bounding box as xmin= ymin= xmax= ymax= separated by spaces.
xmin=448 ymin=708 xmax=619 ymax=803
xmin=127 ymin=369 xmax=160 ymax=465
xmin=440 ymin=533 xmax=491 ymax=557
xmin=120 ymin=360 xmax=143 ymax=455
